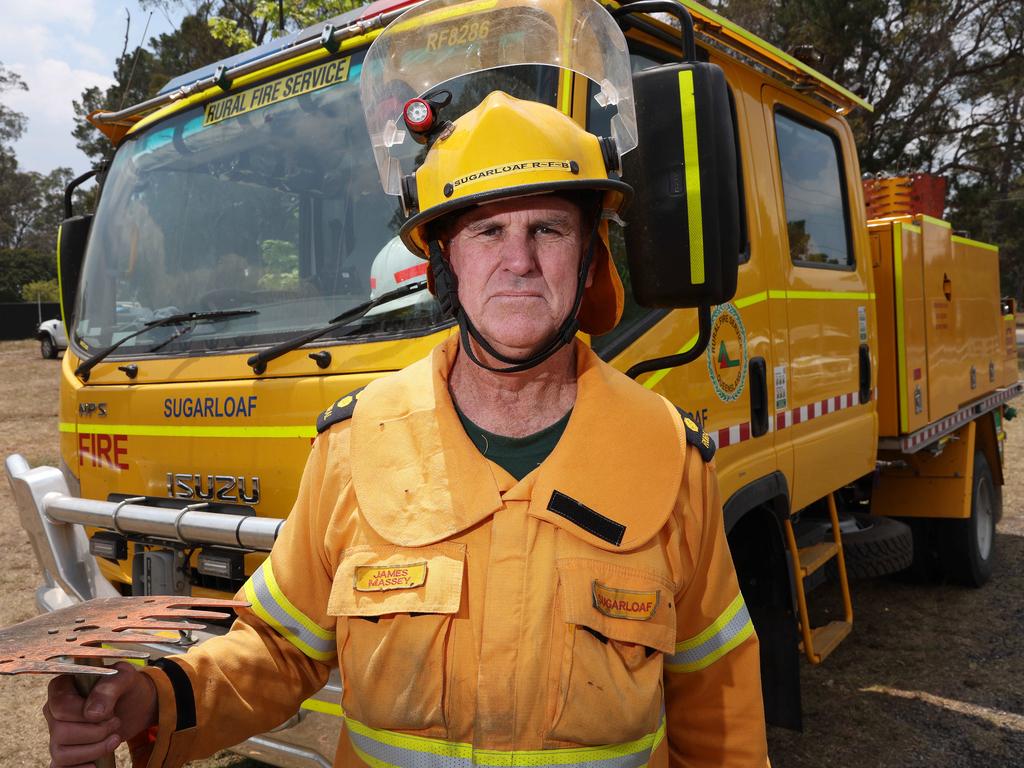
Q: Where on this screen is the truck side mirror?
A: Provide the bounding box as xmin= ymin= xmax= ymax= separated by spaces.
xmin=621 ymin=59 xmax=740 ymax=308
xmin=57 ymin=215 xmax=91 ymax=333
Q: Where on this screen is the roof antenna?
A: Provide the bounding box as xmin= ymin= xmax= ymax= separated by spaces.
xmin=118 ymin=11 xmax=153 ymax=111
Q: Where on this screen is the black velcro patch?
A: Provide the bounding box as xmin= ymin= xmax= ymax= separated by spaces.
xmin=547 ymin=490 xmax=625 ymax=546
xmin=151 ymin=657 xmax=196 ymax=730
xmin=316 ymin=386 xmax=365 ymax=433
xmin=675 ymin=407 xmax=716 ymax=462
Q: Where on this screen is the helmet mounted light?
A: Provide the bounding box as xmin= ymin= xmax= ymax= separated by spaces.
xmin=403 ymin=98 xmax=434 ymax=133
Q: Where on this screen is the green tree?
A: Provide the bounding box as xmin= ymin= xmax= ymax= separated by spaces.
xmin=73 ymin=3 xmax=245 ymax=165
xmin=203 ymin=1 xmax=371 ymax=50
xmin=0 ymin=64 xmax=73 ymax=263
xmin=0 ymin=251 xmax=57 ymax=303
xmin=710 ymin=0 xmax=1024 ymax=296
xmin=20 ymin=279 xmax=60 ymax=303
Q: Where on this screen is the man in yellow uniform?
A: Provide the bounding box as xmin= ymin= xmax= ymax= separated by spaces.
xmin=43 ymin=4 xmax=768 ymax=766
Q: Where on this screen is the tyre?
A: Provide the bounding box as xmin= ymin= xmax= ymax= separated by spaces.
xmin=827 ymin=513 xmax=914 ymax=580
xmin=40 ymin=334 xmax=57 ymax=359
xmin=942 ymin=451 xmax=998 ymax=587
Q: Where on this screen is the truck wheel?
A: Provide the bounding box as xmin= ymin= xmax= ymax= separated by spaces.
xmin=40 ymin=334 xmax=57 ymax=359
xmin=943 ymin=451 xmax=998 ymax=587
xmin=827 ymin=513 xmax=913 ymax=580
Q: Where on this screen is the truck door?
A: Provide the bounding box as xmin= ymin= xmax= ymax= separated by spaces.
xmin=761 ymin=85 xmax=877 ymax=510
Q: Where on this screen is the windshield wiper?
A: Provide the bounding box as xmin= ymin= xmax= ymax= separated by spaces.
xmin=247 ymin=281 xmax=428 ymax=374
xmin=75 ymin=309 xmax=259 ymax=381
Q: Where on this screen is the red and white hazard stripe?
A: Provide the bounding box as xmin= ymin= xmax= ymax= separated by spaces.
xmin=880 ymin=382 xmax=1024 ymax=453
xmin=711 ymin=388 xmax=876 ymax=450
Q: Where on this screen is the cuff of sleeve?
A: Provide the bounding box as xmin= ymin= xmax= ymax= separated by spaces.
xmin=132 ymin=665 xmax=179 ymax=767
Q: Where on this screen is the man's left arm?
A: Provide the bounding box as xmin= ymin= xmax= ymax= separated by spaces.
xmin=664 ymin=456 xmax=769 ymax=767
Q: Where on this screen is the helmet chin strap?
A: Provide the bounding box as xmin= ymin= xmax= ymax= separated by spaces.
xmin=428 ymin=212 xmax=601 ymax=374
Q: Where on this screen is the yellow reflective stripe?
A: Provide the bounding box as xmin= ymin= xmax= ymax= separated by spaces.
xmin=246 ymin=559 xmax=336 ymax=662
xmin=952 ymin=235 xmax=998 ymax=253
xmin=638 ymin=287 xmax=872 ymax=390
xmin=894 ymin=223 xmax=909 ymax=434
xmin=260 ymin=559 xmax=335 ymax=642
xmin=301 ymin=697 xmax=343 ymax=717
xmin=918 ymin=214 xmax=951 ymax=229
xmin=56 ymin=224 xmax=66 ymax=328
xmin=678 ymin=69 xmax=705 ymax=285
xmin=58 ymin=422 xmax=316 ymax=439
xmin=734 ymin=290 xmax=767 ymax=309
xmin=667 ymin=592 xmax=754 ymax=673
xmin=346 ymin=715 xmax=666 ymax=768
xmin=768 ymin=289 xmax=875 ymax=301
xmin=560 ymin=69 xmax=574 ymax=115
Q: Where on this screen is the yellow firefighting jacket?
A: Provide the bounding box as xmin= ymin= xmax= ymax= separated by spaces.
xmin=134 ymin=336 xmax=768 ymax=767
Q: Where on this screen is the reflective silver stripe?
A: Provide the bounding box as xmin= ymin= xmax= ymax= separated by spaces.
xmin=346 ymin=715 xmax=665 ymax=768
xmin=666 ymin=594 xmax=754 ymax=673
xmin=245 ymin=560 xmax=336 ymax=661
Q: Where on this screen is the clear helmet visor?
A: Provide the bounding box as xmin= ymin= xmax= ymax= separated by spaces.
xmin=360 ymin=0 xmax=637 ymax=196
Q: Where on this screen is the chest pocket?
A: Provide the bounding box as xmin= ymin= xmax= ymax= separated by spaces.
xmin=329 ymin=541 xmax=465 ymax=734
xmin=547 ymin=558 xmax=676 ymax=746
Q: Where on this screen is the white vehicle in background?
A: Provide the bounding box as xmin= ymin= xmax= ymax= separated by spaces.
xmin=36 ymin=318 xmax=67 ymax=359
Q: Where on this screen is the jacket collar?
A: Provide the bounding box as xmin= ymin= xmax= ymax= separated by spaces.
xmin=350 ymin=337 xmax=684 ymax=550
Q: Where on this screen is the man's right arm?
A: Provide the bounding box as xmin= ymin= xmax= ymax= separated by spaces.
xmin=45 ymin=428 xmax=347 ymax=767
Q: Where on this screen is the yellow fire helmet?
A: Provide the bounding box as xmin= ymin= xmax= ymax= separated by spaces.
xmin=400 ymin=91 xmax=632 ymax=337
xmin=361 ymin=0 xmax=638 ymax=369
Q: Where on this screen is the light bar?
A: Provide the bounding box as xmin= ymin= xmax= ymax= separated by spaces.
xmin=198 ymin=547 xmax=245 ymax=580
xmin=89 ymin=530 xmax=127 ymax=561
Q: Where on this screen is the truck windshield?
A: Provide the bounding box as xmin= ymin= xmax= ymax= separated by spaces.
xmin=73 ymin=50 xmax=557 ymax=355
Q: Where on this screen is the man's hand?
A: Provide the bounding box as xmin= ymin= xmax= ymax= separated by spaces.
xmin=43 ymin=662 xmax=158 ymax=766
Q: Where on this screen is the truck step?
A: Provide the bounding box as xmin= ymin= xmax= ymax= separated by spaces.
xmin=797 ymin=541 xmax=838 ymax=576
xmin=800 ymin=620 xmax=852 ymax=663
xmin=784 ymin=493 xmax=854 ymax=665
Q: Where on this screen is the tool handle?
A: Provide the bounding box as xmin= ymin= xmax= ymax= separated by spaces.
xmin=72 ymin=672 xmax=116 ymax=768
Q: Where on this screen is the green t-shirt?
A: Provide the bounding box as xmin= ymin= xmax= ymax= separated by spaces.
xmin=454 ymin=401 xmax=572 ymax=481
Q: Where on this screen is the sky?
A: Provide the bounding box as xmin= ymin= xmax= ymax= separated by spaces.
xmin=1 ymin=0 xmax=188 ymax=177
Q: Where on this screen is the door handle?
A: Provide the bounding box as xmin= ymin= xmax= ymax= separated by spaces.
xmin=859 ymin=344 xmax=871 ymax=403
xmin=749 ymin=356 xmax=768 ymax=437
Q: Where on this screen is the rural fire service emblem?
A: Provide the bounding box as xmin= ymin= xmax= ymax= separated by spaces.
xmin=707 ymin=303 xmax=748 ymax=402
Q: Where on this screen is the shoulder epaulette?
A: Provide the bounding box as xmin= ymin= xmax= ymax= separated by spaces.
xmin=316 ymin=386 xmax=366 ymax=434
xmin=675 ymin=407 xmax=716 ymax=462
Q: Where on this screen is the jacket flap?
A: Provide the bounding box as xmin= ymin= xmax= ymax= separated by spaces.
xmin=328 ymin=542 xmax=465 ymax=617
xmin=556 ymin=558 xmax=676 ymax=654
xmin=526 ymin=351 xmax=686 ymax=552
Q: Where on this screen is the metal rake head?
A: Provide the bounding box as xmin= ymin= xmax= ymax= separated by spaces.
xmin=0 ymin=596 xmax=247 ymax=676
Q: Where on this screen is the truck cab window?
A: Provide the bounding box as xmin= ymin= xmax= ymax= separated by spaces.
xmin=774 ymin=111 xmax=853 ymax=268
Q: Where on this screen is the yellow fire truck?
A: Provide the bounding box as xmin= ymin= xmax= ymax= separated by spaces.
xmin=6 ymin=0 xmax=1019 ymax=762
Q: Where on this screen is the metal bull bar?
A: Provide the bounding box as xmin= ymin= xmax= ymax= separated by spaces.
xmin=5 ymin=454 xmax=282 ymax=606
xmin=5 ymin=455 xmax=340 ymax=768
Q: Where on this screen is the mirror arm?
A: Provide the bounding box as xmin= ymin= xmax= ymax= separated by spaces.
xmin=612 ymin=1 xmax=697 ymax=61
xmin=63 ymin=166 xmax=103 ymax=219
xmin=625 ymin=304 xmax=711 ymax=380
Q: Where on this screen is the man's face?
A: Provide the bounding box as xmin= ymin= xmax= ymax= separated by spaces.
xmin=446 ymin=196 xmax=591 ymax=359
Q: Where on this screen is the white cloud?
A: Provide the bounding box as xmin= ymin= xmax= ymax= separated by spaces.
xmin=5 ymin=59 xmax=115 ymax=174
xmin=0 ymin=1 xmax=185 ymax=175
xmin=4 ymin=0 xmax=97 ymax=32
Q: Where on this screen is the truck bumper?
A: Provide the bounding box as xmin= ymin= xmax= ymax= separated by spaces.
xmin=4 ymin=453 xmax=341 ymax=768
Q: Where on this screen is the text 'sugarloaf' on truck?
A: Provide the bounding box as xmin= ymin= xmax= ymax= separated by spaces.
xmin=6 ymin=0 xmax=1020 ymax=763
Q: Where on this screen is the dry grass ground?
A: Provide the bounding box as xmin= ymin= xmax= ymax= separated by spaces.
xmin=1 ymin=337 xmax=1022 ymax=766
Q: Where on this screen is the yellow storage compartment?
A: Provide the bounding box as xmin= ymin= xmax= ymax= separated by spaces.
xmin=871 ymin=219 xmax=929 ymax=436
xmin=871 ymin=216 xmax=1009 ymax=437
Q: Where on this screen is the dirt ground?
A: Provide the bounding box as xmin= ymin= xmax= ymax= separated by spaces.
xmin=1 ymin=337 xmax=1022 ymax=767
